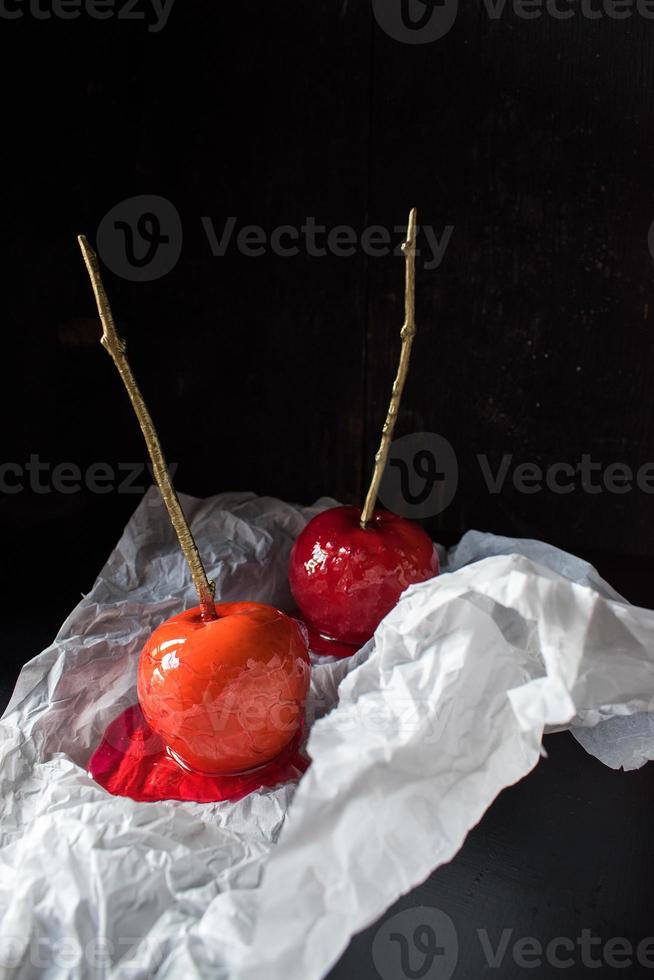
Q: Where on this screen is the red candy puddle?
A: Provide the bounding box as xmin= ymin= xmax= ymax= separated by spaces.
xmin=89 ymin=704 xmax=309 ymax=804
xmin=298 ymin=619 xmax=360 ymax=659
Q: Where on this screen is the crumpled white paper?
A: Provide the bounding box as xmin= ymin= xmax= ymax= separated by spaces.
xmin=1 ymin=490 xmax=654 ymax=980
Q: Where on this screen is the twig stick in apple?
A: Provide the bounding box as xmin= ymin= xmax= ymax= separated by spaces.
xmin=77 ymin=235 xmax=217 ymax=622
xmin=360 ymin=207 xmax=418 ymax=529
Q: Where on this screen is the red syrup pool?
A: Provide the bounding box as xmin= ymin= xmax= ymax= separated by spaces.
xmin=89 ymin=704 xmax=309 ymax=804
xmin=300 ymin=621 xmax=361 ymax=659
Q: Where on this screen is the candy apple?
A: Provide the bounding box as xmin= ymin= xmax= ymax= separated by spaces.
xmin=289 ymin=208 xmax=440 ymax=654
xmin=137 ymin=602 xmax=310 ymax=775
xmin=78 ymin=236 xmax=311 ymax=794
xmin=289 ymin=505 xmax=438 ymax=650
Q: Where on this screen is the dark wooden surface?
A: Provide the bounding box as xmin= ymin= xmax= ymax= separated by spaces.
xmin=2 ymin=5 xmax=654 ymax=979
xmin=365 ymin=9 xmax=654 ymax=555
xmin=3 ymin=2 xmax=654 ymax=601
xmin=328 ymin=728 xmax=654 ymax=980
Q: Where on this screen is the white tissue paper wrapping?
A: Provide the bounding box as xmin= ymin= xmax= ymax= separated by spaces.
xmin=1 ymin=489 xmax=654 ymax=980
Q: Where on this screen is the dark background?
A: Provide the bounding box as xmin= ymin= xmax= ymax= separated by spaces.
xmin=2 ymin=2 xmax=654 ymax=978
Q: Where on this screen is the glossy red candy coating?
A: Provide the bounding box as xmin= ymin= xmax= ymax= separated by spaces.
xmin=88 ymin=704 xmax=309 ymax=804
xmin=137 ymin=601 xmax=310 ymax=776
xmin=289 ymin=505 xmax=439 ymax=648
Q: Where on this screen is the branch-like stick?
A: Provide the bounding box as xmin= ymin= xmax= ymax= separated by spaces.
xmin=360 ymin=207 xmax=418 ymax=528
xmin=77 ymin=235 xmax=217 ymax=622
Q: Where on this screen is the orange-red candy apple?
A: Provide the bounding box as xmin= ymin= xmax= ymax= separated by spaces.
xmin=137 ymin=602 xmax=310 ymax=775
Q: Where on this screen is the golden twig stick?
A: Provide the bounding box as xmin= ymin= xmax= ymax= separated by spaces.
xmin=77 ymin=235 xmax=217 ymax=621
xmin=360 ymin=207 xmax=418 ymax=528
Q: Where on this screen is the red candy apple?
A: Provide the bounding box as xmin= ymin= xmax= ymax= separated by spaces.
xmin=138 ymin=602 xmax=310 ymax=775
xmin=289 ymin=505 xmax=438 ymax=649
xmin=289 ymin=208 xmax=440 ymax=654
